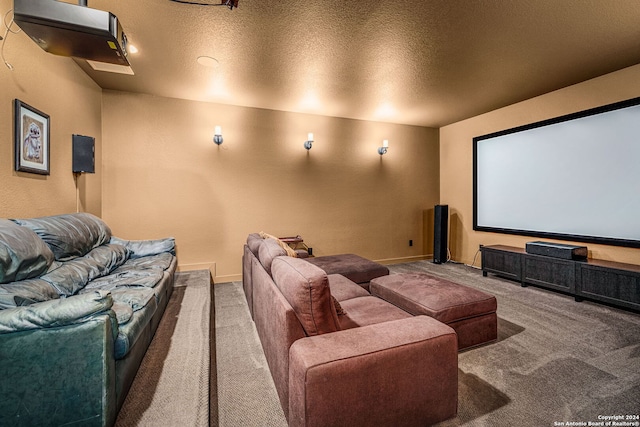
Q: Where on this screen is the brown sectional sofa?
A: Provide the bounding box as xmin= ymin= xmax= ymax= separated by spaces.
xmin=242 ymin=234 xmax=459 ymax=427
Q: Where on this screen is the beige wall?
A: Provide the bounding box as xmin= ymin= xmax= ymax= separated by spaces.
xmin=440 ymin=64 xmax=640 ymax=266
xmin=0 ymin=0 xmax=102 ymax=218
xmin=101 ymin=91 xmax=440 ymax=281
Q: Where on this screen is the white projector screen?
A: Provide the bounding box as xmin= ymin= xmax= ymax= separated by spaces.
xmin=473 ymin=97 xmax=640 ymax=248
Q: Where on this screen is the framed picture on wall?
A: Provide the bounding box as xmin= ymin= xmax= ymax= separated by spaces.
xmin=14 ymin=99 xmax=50 ymax=175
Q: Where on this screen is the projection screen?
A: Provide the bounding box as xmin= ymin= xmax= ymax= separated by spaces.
xmin=473 ymin=96 xmax=640 ymax=248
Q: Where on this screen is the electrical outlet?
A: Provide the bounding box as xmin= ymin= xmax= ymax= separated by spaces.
xmin=409 ymin=240 xmax=413 ymax=247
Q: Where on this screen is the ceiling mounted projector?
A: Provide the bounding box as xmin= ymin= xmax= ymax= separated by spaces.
xmin=13 ymin=0 xmax=132 ymax=70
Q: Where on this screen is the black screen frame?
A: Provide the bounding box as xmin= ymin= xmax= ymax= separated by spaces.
xmin=473 ymin=96 xmax=640 ymax=249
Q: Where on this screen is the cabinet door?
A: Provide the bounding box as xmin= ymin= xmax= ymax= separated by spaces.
xmin=523 ymin=254 xmax=576 ymax=293
xmin=482 ymin=248 xmax=522 ymax=281
xmin=578 ymin=265 xmax=640 ymax=311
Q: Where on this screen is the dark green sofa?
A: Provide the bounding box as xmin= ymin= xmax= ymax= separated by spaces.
xmin=0 ymin=213 xmax=177 ymax=427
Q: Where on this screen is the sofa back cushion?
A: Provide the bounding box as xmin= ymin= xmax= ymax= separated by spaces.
xmin=41 ymin=243 xmax=130 ymax=297
xmin=271 ymin=256 xmax=340 ymax=336
xmin=0 ymin=219 xmax=54 ymax=284
xmin=246 ymin=233 xmax=263 ymax=256
xmin=258 ymin=237 xmax=286 ymax=276
xmin=12 ymin=213 xmax=112 ymax=261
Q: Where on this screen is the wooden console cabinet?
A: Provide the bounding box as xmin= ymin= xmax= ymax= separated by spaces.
xmin=481 ymin=245 xmax=640 ymax=312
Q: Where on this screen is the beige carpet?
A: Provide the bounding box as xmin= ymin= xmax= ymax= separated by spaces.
xmin=115 ymin=270 xmax=212 ymax=427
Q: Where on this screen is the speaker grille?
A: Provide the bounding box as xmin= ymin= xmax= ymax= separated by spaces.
xmin=433 ymin=205 xmax=448 ymax=264
xmin=72 ymin=134 xmax=95 ymax=173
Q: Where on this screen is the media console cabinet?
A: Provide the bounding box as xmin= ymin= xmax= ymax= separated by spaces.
xmin=481 ymin=244 xmax=640 ymax=312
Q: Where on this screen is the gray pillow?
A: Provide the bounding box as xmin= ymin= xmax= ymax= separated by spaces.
xmin=0 ymin=219 xmax=54 ymax=284
xmin=12 ymin=213 xmax=112 ymax=261
xmin=110 ymin=236 xmax=175 ymax=259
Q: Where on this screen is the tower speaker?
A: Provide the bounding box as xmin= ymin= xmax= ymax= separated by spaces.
xmin=433 ymin=204 xmax=448 ymax=264
xmin=72 ymin=134 xmax=95 ymax=173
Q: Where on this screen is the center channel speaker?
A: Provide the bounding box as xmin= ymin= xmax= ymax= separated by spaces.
xmin=72 ymin=134 xmax=95 ymax=173
xmin=433 ymin=204 xmax=448 ymax=264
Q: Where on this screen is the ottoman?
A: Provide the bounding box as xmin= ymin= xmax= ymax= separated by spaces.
xmin=370 ymin=273 xmax=497 ymax=350
xmin=305 ymin=254 xmax=389 ymax=291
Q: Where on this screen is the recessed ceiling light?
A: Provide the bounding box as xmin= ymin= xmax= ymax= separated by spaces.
xmin=197 ymin=56 xmax=219 ymax=68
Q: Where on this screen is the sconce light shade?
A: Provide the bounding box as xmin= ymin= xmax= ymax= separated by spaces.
xmin=304 ymin=132 xmax=314 ymax=150
xmin=213 ymin=126 xmax=223 ymax=145
xmin=378 ymin=139 xmax=389 ymax=155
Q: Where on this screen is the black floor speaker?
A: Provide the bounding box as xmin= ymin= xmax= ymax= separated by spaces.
xmin=433 ymin=204 xmax=448 ymax=264
xmin=72 ymin=134 xmax=95 ymax=173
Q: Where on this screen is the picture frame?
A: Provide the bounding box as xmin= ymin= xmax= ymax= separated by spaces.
xmin=14 ymin=99 xmax=50 ymax=175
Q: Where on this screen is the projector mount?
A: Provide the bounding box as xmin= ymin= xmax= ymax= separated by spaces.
xmin=168 ymin=0 xmax=238 ymax=8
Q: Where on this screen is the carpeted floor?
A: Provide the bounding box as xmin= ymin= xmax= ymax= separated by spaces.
xmin=115 ymin=270 xmax=212 ymax=427
xmin=214 ymin=281 xmax=287 ymax=427
xmin=115 ymin=262 xmax=639 ymax=426
xmin=393 ymin=261 xmax=640 ymax=427
xmin=216 ymin=260 xmax=640 ymax=427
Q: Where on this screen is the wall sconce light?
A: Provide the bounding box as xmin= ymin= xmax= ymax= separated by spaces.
xmin=213 ymin=126 xmax=223 ymax=145
xmin=304 ymin=133 xmax=314 ymax=150
xmin=378 ymin=139 xmax=389 ymax=155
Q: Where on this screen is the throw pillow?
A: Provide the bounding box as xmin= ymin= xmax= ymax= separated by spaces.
xmin=0 ymin=219 xmax=55 ymax=284
xmin=259 ymin=231 xmax=298 ymax=257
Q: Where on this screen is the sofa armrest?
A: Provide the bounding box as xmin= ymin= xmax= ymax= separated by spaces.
xmin=0 ymin=290 xmax=114 ymax=334
xmin=0 ymin=313 xmax=117 ymax=427
xmin=288 ymin=316 xmax=458 ymax=427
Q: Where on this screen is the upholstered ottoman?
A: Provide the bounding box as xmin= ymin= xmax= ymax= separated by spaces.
xmin=305 ymin=253 xmax=389 ymax=291
xmin=370 ymin=273 xmax=497 ymax=350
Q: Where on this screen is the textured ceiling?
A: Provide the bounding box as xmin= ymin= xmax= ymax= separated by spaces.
xmin=75 ymin=0 xmax=640 ymax=127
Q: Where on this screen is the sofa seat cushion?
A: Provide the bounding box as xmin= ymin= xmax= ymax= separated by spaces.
xmin=370 ymin=273 xmax=498 ymax=350
xmin=114 ymin=295 xmax=158 ymax=359
xmin=41 ymin=244 xmax=129 ymax=296
xmin=370 ymin=273 xmax=497 ymax=324
xmin=271 ymin=256 xmax=340 ymax=336
xmin=83 ymin=269 xmax=164 ymax=292
xmin=12 ymin=213 xmax=111 ymax=261
xmin=327 ymin=274 xmax=370 ymax=302
xmin=337 ymin=296 xmax=412 ymax=330
xmin=305 ymin=254 xmax=389 ymax=285
xmin=82 ymin=254 xmax=175 ymax=311
xmin=0 ymin=219 xmax=54 ymax=284
xmin=0 ymin=278 xmax=60 ymax=309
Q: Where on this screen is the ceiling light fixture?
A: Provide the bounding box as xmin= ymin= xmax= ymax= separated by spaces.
xmin=168 ymin=0 xmax=238 ymax=9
